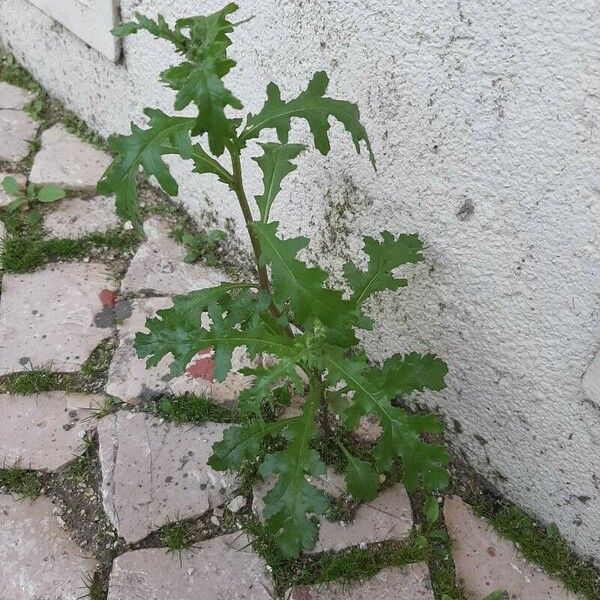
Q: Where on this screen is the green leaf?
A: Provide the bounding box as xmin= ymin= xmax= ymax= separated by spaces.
xmin=483 ymin=592 xmax=506 ymax=600
xmin=5 ymin=196 xmax=25 ymax=213
xmin=344 ymin=232 xmax=423 ymax=304
xmin=259 ymin=388 xmax=329 ymax=557
xmin=240 ymin=71 xmax=375 ymax=167
xmin=2 ymin=176 xmax=21 ymax=197
xmin=424 ymin=495 xmax=440 ymax=524
xmin=238 ymin=360 xmax=304 ymax=417
xmin=135 ymin=296 xmax=298 ymax=381
xmin=253 ymin=221 xmax=358 ymax=345
xmin=209 ymin=419 xmax=287 ymax=471
xmin=252 ymin=142 xmax=306 ymax=221
xmin=191 ymin=144 xmax=234 ymax=187
xmin=380 ymin=352 xmax=448 ymax=397
xmin=97 ymin=108 xmax=194 ymax=224
xmin=112 ymin=13 xmax=189 ymax=53
xmin=344 ymin=455 xmax=379 ymax=502
xmin=27 ymin=209 xmax=42 ymax=226
xmin=161 ymin=60 xmax=241 ymax=156
xmin=37 ymin=185 xmax=66 ymax=203
xmin=323 ymin=348 xmax=450 ymax=491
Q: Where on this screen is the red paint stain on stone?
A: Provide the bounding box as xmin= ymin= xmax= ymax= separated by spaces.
xmin=187 ymin=349 xmax=215 ymax=381
xmin=99 ymin=289 xmax=118 ymax=307
xmin=486 ymin=546 xmax=496 ymax=557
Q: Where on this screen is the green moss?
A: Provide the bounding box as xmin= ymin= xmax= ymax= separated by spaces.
xmin=0 ymin=465 xmax=43 ymax=498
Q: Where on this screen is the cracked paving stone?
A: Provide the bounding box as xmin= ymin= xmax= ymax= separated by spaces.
xmin=0 ymin=494 xmax=97 ymax=600
xmin=0 ymin=262 xmax=116 ymax=375
xmin=253 ymin=473 xmax=413 ymax=554
xmin=0 ymin=171 xmax=26 ymax=207
xmin=0 ymin=109 xmax=37 ymax=163
xmin=120 ymin=217 xmax=225 ymax=296
xmin=44 ymin=195 xmax=120 ymax=239
xmin=0 ymin=392 xmax=102 ymax=472
xmin=106 ymin=296 xmax=251 ymax=405
xmin=29 ymin=124 xmax=111 ymax=189
xmin=97 ymin=411 xmax=237 ymax=543
xmin=444 ymin=495 xmax=583 ymax=600
xmin=106 ymin=532 xmax=275 ymax=599
xmin=288 ymin=563 xmax=434 ymax=599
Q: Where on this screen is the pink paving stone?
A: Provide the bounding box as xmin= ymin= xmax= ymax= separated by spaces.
xmin=43 ymin=195 xmax=120 ymax=239
xmin=0 ymin=82 xmax=35 ymax=110
xmin=288 ymin=563 xmax=434 ymax=599
xmin=253 ymin=473 xmax=413 ymax=554
xmin=105 ymin=296 xmax=252 ymax=405
xmin=0 ymin=392 xmax=102 ymax=472
xmin=0 ymin=262 xmax=116 ymax=375
xmin=120 ymin=217 xmax=226 ymax=296
xmin=97 ymin=411 xmax=238 ymax=543
xmin=0 ymin=494 xmax=97 ymax=600
xmin=444 ymin=495 xmax=583 ymax=600
xmin=106 ymin=533 xmax=275 ymax=600
xmin=29 ymin=124 xmax=111 ymax=189
xmin=0 ymin=108 xmax=38 ymax=162
xmin=0 ymin=172 xmax=26 ymax=207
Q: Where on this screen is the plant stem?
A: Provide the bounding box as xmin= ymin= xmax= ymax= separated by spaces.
xmin=228 ymin=144 xmax=271 ymax=294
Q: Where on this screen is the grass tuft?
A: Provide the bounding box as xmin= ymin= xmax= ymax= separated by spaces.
xmin=154 ymin=394 xmax=237 ymax=425
xmin=81 ymin=572 xmax=106 ymax=600
xmin=0 ymin=464 xmax=43 ymax=498
xmin=161 ymin=519 xmax=196 ymax=561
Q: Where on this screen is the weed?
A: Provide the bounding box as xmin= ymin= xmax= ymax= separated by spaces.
xmin=154 ymin=394 xmax=237 ymax=425
xmin=0 ymin=464 xmax=43 ymax=498
xmin=161 ymin=519 xmax=196 ymax=561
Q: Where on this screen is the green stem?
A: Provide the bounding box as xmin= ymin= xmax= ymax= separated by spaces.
xmin=228 ymin=144 xmax=271 ymax=294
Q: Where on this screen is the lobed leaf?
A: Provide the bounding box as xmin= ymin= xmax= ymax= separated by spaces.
xmin=97 ymin=108 xmax=194 ymax=224
xmin=253 ymin=221 xmax=359 ymax=346
xmin=323 ymin=348 xmax=449 ymax=492
xmin=252 ymin=142 xmax=306 ymax=222
xmin=344 ymin=231 xmax=423 ymax=305
xmin=209 ymin=419 xmax=287 ymax=472
xmin=259 ymin=389 xmax=329 ymax=557
xmin=240 ymin=71 xmax=375 ymax=167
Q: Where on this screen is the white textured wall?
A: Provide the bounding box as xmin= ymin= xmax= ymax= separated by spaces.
xmin=2 ymin=0 xmax=600 ymax=560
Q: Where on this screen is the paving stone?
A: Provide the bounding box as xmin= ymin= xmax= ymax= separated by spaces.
xmin=0 ymin=109 xmax=37 ymax=162
xmin=44 ymin=195 xmax=120 ymax=239
xmin=121 ymin=217 xmax=225 ymax=296
xmin=0 ymin=82 xmax=35 ymax=110
xmin=0 ymin=262 xmax=116 ymax=375
xmin=29 ymin=124 xmax=111 ymax=189
xmin=106 ymin=296 xmax=251 ymax=404
xmin=0 ymin=392 xmax=102 ymax=472
xmin=288 ymin=563 xmax=434 ymax=599
xmin=98 ymin=411 xmax=237 ymax=543
xmin=106 ymin=533 xmax=275 ymax=599
xmin=444 ymin=495 xmax=582 ymax=600
xmin=0 ymin=171 xmax=26 ymax=207
xmin=0 ymin=494 xmax=97 ymax=600
xmin=254 ymin=472 xmax=413 ymax=554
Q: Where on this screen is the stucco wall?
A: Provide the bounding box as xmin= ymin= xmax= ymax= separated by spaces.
xmin=2 ymin=0 xmax=600 ymax=561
